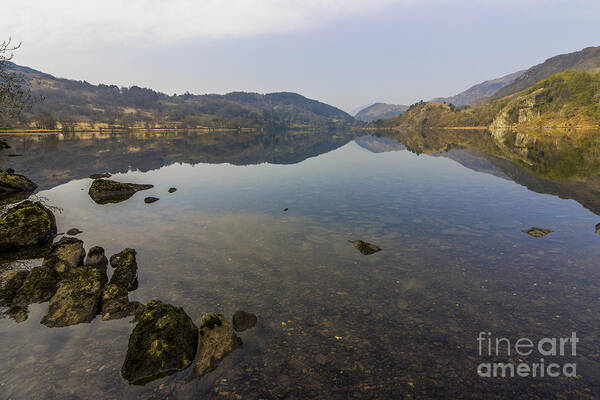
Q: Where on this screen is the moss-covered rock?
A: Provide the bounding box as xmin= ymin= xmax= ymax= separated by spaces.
xmin=192 ymin=313 xmax=242 ymax=378
xmin=100 ymin=283 xmax=141 ymax=321
xmin=86 ymin=246 xmax=109 ymax=284
xmin=522 ymin=227 xmax=553 ymax=238
xmin=109 ymin=248 xmax=138 ymax=291
xmin=350 ymin=240 xmax=382 ymax=255
xmin=42 ymin=237 xmax=85 ymax=276
xmin=40 ymin=266 xmax=105 ymax=328
xmin=121 ymin=300 xmax=198 ymax=385
xmin=0 ymin=171 xmax=37 ymax=194
xmin=88 ymin=179 xmax=153 ymax=205
xmin=0 ymin=201 xmax=57 ymax=251
xmin=0 ymin=270 xmax=29 ymax=307
xmin=13 ymin=266 xmax=60 ymax=304
xmin=595 ymin=223 xmax=600 ymax=235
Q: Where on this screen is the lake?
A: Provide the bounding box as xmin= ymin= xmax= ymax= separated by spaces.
xmin=1 ymin=129 xmax=599 ymax=399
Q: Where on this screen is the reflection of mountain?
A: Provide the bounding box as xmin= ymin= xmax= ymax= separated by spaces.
xmin=0 ymin=130 xmax=356 ymax=190
xmin=374 ymin=129 xmax=600 ymax=216
xmin=353 ymin=136 xmax=406 ymax=153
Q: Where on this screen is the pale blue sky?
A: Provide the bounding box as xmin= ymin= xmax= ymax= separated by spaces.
xmin=3 ymin=0 xmax=600 ymax=112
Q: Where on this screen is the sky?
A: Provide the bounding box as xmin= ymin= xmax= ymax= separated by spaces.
xmin=2 ymin=0 xmax=600 ymax=113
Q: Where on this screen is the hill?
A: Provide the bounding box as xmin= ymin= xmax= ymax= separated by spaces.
xmin=376 ymin=70 xmax=600 ymax=130
xmin=432 ymin=70 xmax=525 ymax=106
xmin=490 ymin=46 xmax=600 ymax=100
xmin=0 ymin=62 xmax=355 ymax=130
xmin=355 ymin=103 xmax=409 ymax=122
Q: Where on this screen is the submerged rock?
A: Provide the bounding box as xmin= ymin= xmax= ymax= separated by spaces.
xmin=350 ymin=240 xmax=382 ymax=255
xmin=88 ymin=179 xmax=153 ymax=205
xmin=13 ymin=266 xmax=60 ymax=304
xmin=89 ymin=173 xmax=111 ymax=179
xmin=66 ymin=228 xmax=83 ymax=236
xmin=0 ymin=270 xmax=29 ymax=307
xmin=192 ymin=313 xmax=242 ymax=378
xmin=232 ymin=310 xmax=257 ymax=332
xmin=108 ymin=248 xmax=138 ymax=291
xmin=144 ymin=197 xmax=159 ymax=204
xmin=522 ymin=227 xmax=553 ymax=238
xmin=121 ymin=300 xmax=198 ymax=385
xmin=0 ymin=171 xmax=37 ymax=194
xmin=0 ymin=201 xmax=57 ymax=251
xmin=100 ymin=283 xmax=140 ymax=321
xmin=41 ymin=265 xmax=105 ymax=328
xmin=168 ymin=187 xmax=177 ymax=193
xmin=42 ymin=237 xmax=85 ymax=276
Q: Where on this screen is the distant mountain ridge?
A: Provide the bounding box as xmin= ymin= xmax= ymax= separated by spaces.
xmin=432 ymin=70 xmax=525 ymax=106
xmin=355 ymin=103 xmax=409 ymax=122
xmin=490 ymin=46 xmax=600 ymax=100
xmin=1 ymin=62 xmax=354 ymax=130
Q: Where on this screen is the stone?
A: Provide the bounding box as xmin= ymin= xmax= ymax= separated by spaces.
xmin=168 ymin=188 xmax=177 ymax=193
xmin=0 ymin=270 xmax=29 ymax=307
xmin=88 ymin=179 xmax=153 ymax=205
xmin=108 ymin=248 xmax=139 ymax=291
xmin=121 ymin=300 xmax=198 ymax=385
xmin=522 ymin=227 xmax=553 ymax=238
xmin=350 ymin=240 xmax=382 ymax=255
xmin=40 ymin=266 xmax=105 ymax=328
xmin=0 ymin=171 xmax=37 ymax=194
xmin=42 ymin=237 xmax=85 ymax=276
xmin=89 ymin=173 xmax=111 ymax=179
xmin=232 ymin=310 xmax=257 ymax=332
xmin=144 ymin=197 xmax=159 ymax=204
xmin=66 ymin=228 xmax=83 ymax=236
xmin=595 ymin=223 xmax=600 ymax=235
xmin=0 ymin=201 xmax=57 ymax=251
xmin=100 ymin=284 xmax=141 ymax=321
xmin=283 ymin=208 xmax=289 ymax=212
xmin=86 ymin=246 xmax=109 ymax=283
xmin=13 ymin=266 xmax=60 ymax=304
xmin=192 ymin=313 xmax=242 ymax=378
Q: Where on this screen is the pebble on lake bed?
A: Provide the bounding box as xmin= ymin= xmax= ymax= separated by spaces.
xmin=350 ymin=240 xmax=382 ymax=255
xmin=522 ymin=227 xmax=553 ymax=238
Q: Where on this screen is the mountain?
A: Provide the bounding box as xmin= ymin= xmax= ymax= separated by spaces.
xmin=1 ymin=62 xmax=355 ymax=130
xmin=355 ymin=103 xmax=409 ymax=122
xmin=377 ymin=70 xmax=600 ymax=130
xmin=490 ymin=46 xmax=600 ymax=100
xmin=432 ymin=70 xmax=525 ymax=106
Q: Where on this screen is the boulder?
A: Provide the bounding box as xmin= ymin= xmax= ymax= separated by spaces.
xmin=121 ymin=300 xmax=198 ymax=385
xmin=88 ymin=179 xmax=153 ymax=204
xmin=0 ymin=270 xmax=29 ymax=307
xmin=13 ymin=266 xmax=60 ymax=304
xmin=0 ymin=171 xmax=37 ymax=194
xmin=86 ymin=246 xmax=109 ymax=284
xmin=109 ymin=248 xmax=138 ymax=291
xmin=66 ymin=228 xmax=83 ymax=236
xmin=40 ymin=266 xmax=105 ymax=328
xmin=100 ymin=283 xmax=141 ymax=321
xmin=42 ymin=237 xmax=85 ymax=276
xmin=192 ymin=313 xmax=242 ymax=378
xmin=0 ymin=201 xmax=57 ymax=251
xmin=89 ymin=173 xmax=111 ymax=179
xmin=144 ymin=197 xmax=159 ymax=204
xmin=168 ymin=188 xmax=177 ymax=193
xmin=522 ymin=227 xmax=553 ymax=238
xmin=350 ymin=240 xmax=382 ymax=255
xmin=232 ymin=310 xmax=257 ymax=332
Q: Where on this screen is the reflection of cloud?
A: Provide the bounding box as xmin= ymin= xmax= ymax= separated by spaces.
xmin=3 ymin=0 xmax=398 ymax=45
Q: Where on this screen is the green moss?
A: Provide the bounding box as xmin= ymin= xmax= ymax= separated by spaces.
xmin=14 ymin=266 xmax=60 ymax=304
xmin=0 ymin=270 xmax=29 ymax=306
xmin=0 ymin=201 xmax=57 ymax=251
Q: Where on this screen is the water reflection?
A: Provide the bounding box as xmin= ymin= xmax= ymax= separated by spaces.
xmin=0 ymin=129 xmax=599 ymax=399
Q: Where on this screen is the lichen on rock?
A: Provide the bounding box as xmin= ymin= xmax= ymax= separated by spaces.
xmin=42 ymin=237 xmax=86 ymax=276
xmin=100 ymin=283 xmax=140 ymax=321
xmin=86 ymin=246 xmax=109 ymax=284
xmin=13 ymin=266 xmax=60 ymax=305
xmin=0 ymin=270 xmax=29 ymax=307
xmin=0 ymin=201 xmax=57 ymax=251
xmin=121 ymin=300 xmax=198 ymax=385
xmin=109 ymin=248 xmax=138 ymax=291
xmin=0 ymin=171 xmax=37 ymax=194
xmin=40 ymin=265 xmax=105 ymax=328
xmin=522 ymin=227 xmax=553 ymax=238
xmin=88 ymin=179 xmax=153 ymax=205
xmin=350 ymin=240 xmax=382 ymax=255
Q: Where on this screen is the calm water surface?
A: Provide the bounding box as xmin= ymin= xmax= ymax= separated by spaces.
xmin=1 ymin=130 xmax=599 ymax=399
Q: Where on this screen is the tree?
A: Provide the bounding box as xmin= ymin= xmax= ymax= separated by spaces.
xmin=0 ymin=38 xmax=35 ymax=123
